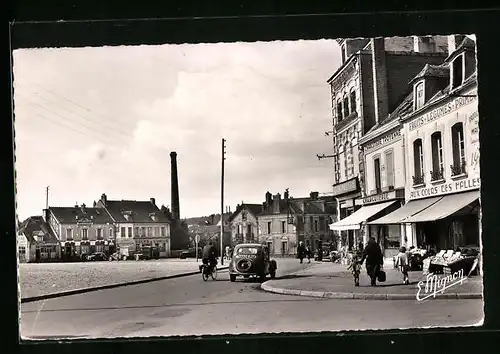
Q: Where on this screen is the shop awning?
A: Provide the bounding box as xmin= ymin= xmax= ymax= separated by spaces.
xmin=403 ymin=191 xmax=480 ymax=223
xmin=329 ymin=201 xmax=398 ymax=231
xmin=368 ymin=196 xmax=442 ymax=225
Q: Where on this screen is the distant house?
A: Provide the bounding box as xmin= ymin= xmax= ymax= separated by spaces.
xmin=228 ymin=203 xmax=263 ymax=245
xmin=95 ymin=193 xmax=171 ymax=257
xmin=18 ymin=215 xmax=61 ymax=262
xmin=46 ymin=204 xmax=116 ymax=260
xmin=257 ymin=191 xmax=337 ymax=256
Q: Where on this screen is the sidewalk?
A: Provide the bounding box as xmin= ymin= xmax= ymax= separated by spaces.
xmin=261 ymin=261 xmax=483 ymax=300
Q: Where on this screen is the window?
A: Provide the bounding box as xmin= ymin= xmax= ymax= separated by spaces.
xmin=349 ymin=90 xmax=357 ymax=114
xmin=451 ymin=123 xmax=466 ymax=175
xmin=319 ymin=216 xmax=325 ymax=231
xmin=154 ymin=227 xmax=160 ymax=237
xmin=96 ymin=228 xmax=102 ymax=239
xmin=344 ymin=146 xmax=348 ymax=178
xmin=241 ymin=211 xmax=247 ymax=221
xmin=415 ymin=82 xmax=425 ymax=110
xmin=160 ymin=227 xmax=166 ymax=237
xmin=66 ymin=228 xmax=73 ymax=240
xmin=314 ymin=220 xmax=318 ymax=232
xmin=281 ymin=221 xmax=286 ymax=233
xmin=336 ymin=100 xmax=343 ymax=121
xmin=247 ymin=225 xmax=253 ymax=241
xmin=237 ymin=224 xmax=242 ymax=235
xmin=267 ymin=222 xmax=271 ymax=234
xmin=109 ymin=228 xmax=114 ymax=237
xmin=82 ymin=228 xmax=88 ymax=240
xmin=343 ymin=95 xmax=349 ymax=118
xmin=128 ymin=227 xmax=133 ymax=238
xmin=147 ymin=227 xmax=153 ymax=237
xmin=374 ymin=157 xmax=382 ymax=192
xmin=141 ymin=227 xmax=146 ymax=236
xmin=431 ymin=132 xmax=444 ymax=180
xmin=452 ymin=55 xmax=464 ymax=89
xmin=135 ymin=227 xmax=139 ymax=237
xmin=413 ymin=139 xmax=425 ymax=185
xmin=120 ymin=227 xmax=125 ymax=238
xmin=385 ymin=150 xmax=395 ymax=188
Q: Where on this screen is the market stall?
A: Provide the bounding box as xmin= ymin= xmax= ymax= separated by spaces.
xmin=422 ymin=245 xmax=480 ymax=276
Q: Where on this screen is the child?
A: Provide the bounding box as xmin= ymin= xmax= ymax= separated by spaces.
xmin=395 ymin=246 xmax=410 ymax=285
xmin=347 ymin=251 xmax=362 ymax=286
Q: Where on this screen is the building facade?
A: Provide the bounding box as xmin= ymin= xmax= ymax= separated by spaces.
xmin=369 ymin=35 xmax=480 ymax=255
xmin=17 ymin=216 xmax=60 ymax=262
xmin=228 ymin=204 xmax=262 ymax=245
xmin=257 ymin=191 xmax=337 ymax=256
xmin=328 ymin=36 xmax=450 ymax=252
xmin=96 ymin=194 xmax=171 ymax=257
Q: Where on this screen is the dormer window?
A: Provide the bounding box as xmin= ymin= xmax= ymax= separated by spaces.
xmin=451 ymin=54 xmax=464 ymax=89
xmin=414 ymin=81 xmax=425 ymax=110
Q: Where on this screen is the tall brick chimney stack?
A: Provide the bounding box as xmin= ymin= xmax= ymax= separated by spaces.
xmin=170 ymin=151 xmax=180 ymax=221
xmin=371 ymin=38 xmax=390 ymax=125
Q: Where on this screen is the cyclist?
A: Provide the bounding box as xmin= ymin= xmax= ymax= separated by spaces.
xmin=202 ymin=240 xmax=217 ymax=272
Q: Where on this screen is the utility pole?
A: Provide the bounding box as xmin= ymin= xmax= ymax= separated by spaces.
xmin=221 ymin=138 xmax=226 ymax=265
xmin=45 ymin=185 xmax=50 ymax=209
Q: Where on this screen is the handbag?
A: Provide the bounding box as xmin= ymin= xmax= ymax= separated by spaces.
xmin=377 ymin=266 xmax=386 ymax=282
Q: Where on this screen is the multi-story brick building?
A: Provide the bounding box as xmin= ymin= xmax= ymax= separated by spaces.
xmin=327 ymin=36 xmax=450 ymax=252
xmin=95 ymin=194 xmax=171 ymax=257
xmin=256 ymin=191 xmax=337 ymax=256
xmin=370 ymin=35 xmax=480 ymax=255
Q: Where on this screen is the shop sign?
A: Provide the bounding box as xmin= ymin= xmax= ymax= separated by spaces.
xmin=363 ymin=129 xmax=401 ymax=154
xmin=408 ymin=94 xmax=477 ymax=131
xmin=362 ymin=189 xmax=404 ymax=205
xmin=408 ymin=177 xmax=480 ymax=200
xmin=468 ymin=110 xmax=480 ymax=176
xmin=332 ymin=177 xmax=359 ymax=197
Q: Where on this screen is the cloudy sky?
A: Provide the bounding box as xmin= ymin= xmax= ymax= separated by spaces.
xmin=13 ymin=40 xmax=341 ymax=221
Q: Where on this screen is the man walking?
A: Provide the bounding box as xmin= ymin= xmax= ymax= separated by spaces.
xmin=360 ymin=237 xmax=384 ymax=286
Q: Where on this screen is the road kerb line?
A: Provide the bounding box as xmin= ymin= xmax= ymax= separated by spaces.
xmin=21 ymin=266 xmax=229 ymax=303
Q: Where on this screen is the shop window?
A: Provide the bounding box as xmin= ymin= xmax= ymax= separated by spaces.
xmin=385 ymin=150 xmax=395 ymax=188
xmin=349 ymin=90 xmax=357 ymax=114
xmin=343 ymin=94 xmax=350 ymax=118
xmin=336 ymin=100 xmax=343 ymax=122
xmin=451 ymin=123 xmax=466 ymax=176
xmin=374 ymin=157 xmax=382 ymax=192
xmin=414 ymin=82 xmax=425 ymax=110
xmin=431 ymin=132 xmax=444 ymax=181
xmin=412 ymin=139 xmax=425 ymax=185
xmin=452 ymin=55 xmax=464 ymax=89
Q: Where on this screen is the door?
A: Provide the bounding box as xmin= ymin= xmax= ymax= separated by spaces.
xmin=281 ymin=241 xmax=288 ymax=255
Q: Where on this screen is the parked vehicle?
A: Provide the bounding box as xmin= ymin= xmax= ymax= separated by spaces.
xmin=228 ymin=243 xmax=277 ymax=283
xmin=111 ymin=246 xmax=160 ymax=261
xmin=180 ymin=247 xmax=202 ymax=259
xmin=86 ymin=252 xmax=108 ymax=261
xmin=108 ymin=252 xmax=122 ymax=261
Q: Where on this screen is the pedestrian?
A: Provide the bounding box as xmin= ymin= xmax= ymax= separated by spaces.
xmin=305 ymin=246 xmax=312 ymax=263
xmin=360 ymin=237 xmax=384 ymax=286
xmin=358 ymin=241 xmax=364 ymax=253
xmin=297 ymin=241 xmax=305 ymax=264
xmin=395 ymin=246 xmax=410 ymax=284
xmin=347 ymin=249 xmax=362 ymax=286
xmin=225 ymin=245 xmax=230 ymax=260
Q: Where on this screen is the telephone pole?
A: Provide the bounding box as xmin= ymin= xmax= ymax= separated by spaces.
xmin=220 ymin=138 xmax=226 ymax=265
xmin=45 ymin=186 xmax=50 ymax=209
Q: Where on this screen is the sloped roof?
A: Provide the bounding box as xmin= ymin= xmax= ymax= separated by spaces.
xmin=410 ymin=64 xmax=449 ymax=84
xmin=50 ymin=206 xmax=115 ymax=224
xmin=18 ymin=216 xmax=59 ymax=243
xmin=228 ymin=203 xmax=263 ymax=222
xmin=365 ymin=91 xmax=414 ymax=135
xmin=100 ymin=200 xmax=170 ymax=223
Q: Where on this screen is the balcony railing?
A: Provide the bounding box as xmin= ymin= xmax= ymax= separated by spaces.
xmin=450 ymin=159 xmax=467 ymax=176
xmin=430 ymin=168 xmax=444 ymax=182
xmin=412 ymin=173 xmax=425 ymax=186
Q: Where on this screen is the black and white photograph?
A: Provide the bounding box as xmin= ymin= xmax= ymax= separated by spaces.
xmin=13 ymin=34 xmax=483 ymax=339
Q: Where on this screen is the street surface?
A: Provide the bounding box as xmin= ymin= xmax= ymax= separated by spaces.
xmin=20 ymin=258 xmax=483 ymax=339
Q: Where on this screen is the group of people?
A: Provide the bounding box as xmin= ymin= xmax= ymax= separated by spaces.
xmin=296 ymin=241 xmax=313 ymax=264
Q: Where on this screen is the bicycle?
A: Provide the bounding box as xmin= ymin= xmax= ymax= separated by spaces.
xmin=201 ymin=262 xmax=218 ymax=281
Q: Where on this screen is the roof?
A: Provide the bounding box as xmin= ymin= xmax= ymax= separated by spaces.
xmin=260 ymin=196 xmax=337 ymax=216
xmin=18 ymin=216 xmax=59 ymax=243
xmin=50 ymin=206 xmax=115 ymax=225
xmin=445 ymin=36 xmax=476 ymax=63
xmin=100 ymin=200 xmax=170 ymax=223
xmin=365 ymin=91 xmax=414 ymax=135
xmin=228 ymin=203 xmax=263 ymax=222
xmin=409 ymin=64 xmax=449 ymax=84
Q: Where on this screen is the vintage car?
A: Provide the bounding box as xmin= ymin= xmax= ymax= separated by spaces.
xmin=228 ymin=243 xmax=277 ymax=282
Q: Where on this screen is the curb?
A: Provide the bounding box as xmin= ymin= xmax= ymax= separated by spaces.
xmin=260 ymin=281 xmax=483 ymax=300
xmin=21 ymin=266 xmax=229 ymax=303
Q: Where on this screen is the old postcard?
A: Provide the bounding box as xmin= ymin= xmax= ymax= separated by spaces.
xmin=13 ymin=35 xmax=483 ymax=339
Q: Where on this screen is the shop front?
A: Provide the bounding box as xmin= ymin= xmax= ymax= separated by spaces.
xmin=330 ymin=177 xmax=362 ymax=251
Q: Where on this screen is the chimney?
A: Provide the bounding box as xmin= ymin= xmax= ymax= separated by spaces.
xmin=81 ymin=203 xmax=86 ymax=213
xmin=310 ymin=191 xmax=319 ymax=200
xmin=448 ymin=35 xmax=466 ymax=54
xmin=284 ymin=188 xmax=289 ymax=200
xmin=43 ymin=208 xmax=50 ymax=223
xmin=101 ymin=194 xmax=107 ymax=206
xmin=150 ymin=197 xmax=156 ymax=206
xmin=413 ymin=36 xmax=437 ymax=53
xmin=371 ymin=38 xmax=389 ymax=125
xmin=273 ymin=193 xmax=281 ymax=214
xmin=170 ymin=151 xmax=180 ymax=221
xmin=265 ymin=191 xmax=272 ymax=207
